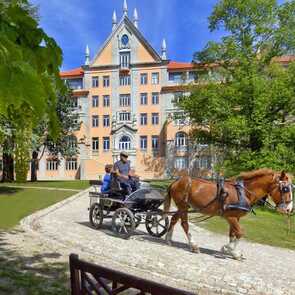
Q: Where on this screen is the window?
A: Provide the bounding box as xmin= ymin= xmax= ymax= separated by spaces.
xmin=103 ymin=95 xmax=110 ymax=107
xmin=46 ymin=159 xmax=58 ymax=170
xmin=172 ymin=92 xmax=183 ymax=106
xmin=66 ymin=158 xmax=78 ymax=170
xmin=103 ymin=137 xmax=110 ymax=151
xmin=120 ymin=52 xmax=130 ymax=68
xmin=67 ymin=78 xmax=83 ymax=90
xmin=189 ymin=71 xmax=196 ymax=81
xmin=152 ymin=73 xmax=159 ymax=85
xmin=71 ymin=97 xmax=78 ymax=108
xmin=92 ymin=76 xmax=99 ymax=88
xmin=152 ymin=136 xmax=159 ymax=150
xmin=140 ymin=73 xmax=148 ymax=85
xmin=152 ymin=93 xmax=159 ymax=105
xmin=92 ymin=137 xmax=99 ymax=151
xmin=103 ymin=115 xmax=110 ymax=127
xmin=120 ymin=94 xmax=130 ymax=107
xmin=92 ymin=96 xmax=99 ymax=107
xmin=175 ymin=157 xmax=188 ymax=170
xmin=169 ymin=72 xmax=183 ymax=82
xmin=140 ymin=113 xmax=147 ymax=125
xmin=67 ymin=135 xmax=77 ymax=149
xmin=92 ymin=115 xmax=99 ymax=127
xmin=152 ymin=113 xmax=159 ymax=125
xmin=120 ymin=75 xmax=131 ymax=86
xmin=140 ymin=136 xmax=147 ymax=150
xmin=119 ymin=112 xmax=131 ymax=121
xmin=119 ymin=136 xmax=131 ymax=150
xmin=175 ymin=132 xmax=188 ymax=147
xmin=103 ymin=76 xmax=110 ymax=87
xmin=140 ymin=93 xmax=147 ymax=105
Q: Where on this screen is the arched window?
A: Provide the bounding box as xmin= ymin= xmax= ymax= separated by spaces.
xmin=175 ymin=132 xmax=188 ymax=147
xmin=119 ymin=136 xmax=131 ymax=150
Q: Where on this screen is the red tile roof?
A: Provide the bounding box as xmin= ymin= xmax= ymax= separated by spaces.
xmin=273 ymin=55 xmax=295 ymax=63
xmin=168 ymin=61 xmax=195 ymax=71
xmin=60 ymin=67 xmax=84 ymax=78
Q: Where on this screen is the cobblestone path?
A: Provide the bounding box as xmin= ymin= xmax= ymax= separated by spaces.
xmin=3 ymin=189 xmax=295 ymax=295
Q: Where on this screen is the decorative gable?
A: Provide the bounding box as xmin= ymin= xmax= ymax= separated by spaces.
xmin=91 ymin=16 xmax=162 ymax=67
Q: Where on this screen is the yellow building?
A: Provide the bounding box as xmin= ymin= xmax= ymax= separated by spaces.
xmin=41 ymin=1 xmax=211 ymax=180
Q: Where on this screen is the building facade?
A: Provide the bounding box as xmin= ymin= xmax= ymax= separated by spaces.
xmin=36 ymin=2 xmax=216 ymax=180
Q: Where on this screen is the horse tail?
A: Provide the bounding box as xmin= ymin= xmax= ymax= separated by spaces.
xmin=163 ymin=176 xmax=192 ymax=214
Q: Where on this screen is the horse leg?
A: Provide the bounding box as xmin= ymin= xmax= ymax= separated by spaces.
xmin=222 ymin=217 xmax=244 ymax=260
xmin=165 ymin=212 xmax=180 ymax=245
xmin=180 ymin=212 xmax=199 ymax=253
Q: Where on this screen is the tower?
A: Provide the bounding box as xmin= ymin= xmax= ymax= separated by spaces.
xmin=161 ymin=39 xmax=167 ymax=60
xmin=133 ymin=8 xmax=138 ymax=28
xmin=112 ymin=10 xmax=117 ymax=31
xmin=123 ymin=0 xmax=128 ymax=16
xmin=85 ymin=45 xmax=90 ymax=66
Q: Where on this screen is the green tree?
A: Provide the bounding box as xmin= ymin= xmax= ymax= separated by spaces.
xmin=30 ymin=91 xmax=81 ymax=182
xmin=0 ymin=0 xmax=64 ymax=181
xmin=181 ymin=0 xmax=295 ymax=176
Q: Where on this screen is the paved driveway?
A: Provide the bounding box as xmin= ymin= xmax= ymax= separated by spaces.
xmin=18 ymin=189 xmax=295 ymax=295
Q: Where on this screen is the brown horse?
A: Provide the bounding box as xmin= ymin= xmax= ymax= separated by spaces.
xmin=164 ymin=169 xmax=293 ymax=260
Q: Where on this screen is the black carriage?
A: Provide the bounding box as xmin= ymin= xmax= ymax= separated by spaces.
xmin=88 ymin=184 xmax=169 ymax=239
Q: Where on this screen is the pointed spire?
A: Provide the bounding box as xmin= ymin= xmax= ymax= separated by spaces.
xmin=85 ymin=45 xmax=90 ymax=66
xmin=123 ymin=0 xmax=128 ymax=16
xmin=133 ymin=8 xmax=138 ymax=28
xmin=112 ymin=10 xmax=117 ymax=30
xmin=161 ymin=39 xmax=167 ymax=60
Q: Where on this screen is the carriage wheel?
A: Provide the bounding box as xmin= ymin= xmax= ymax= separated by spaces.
xmin=134 ymin=215 xmax=142 ymax=228
xmin=89 ymin=203 xmax=104 ymax=229
xmin=145 ymin=213 xmax=169 ymax=238
xmin=112 ymin=208 xmax=135 ymax=239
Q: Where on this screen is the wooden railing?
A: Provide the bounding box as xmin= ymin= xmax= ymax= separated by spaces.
xmin=69 ymin=254 xmax=196 ymax=295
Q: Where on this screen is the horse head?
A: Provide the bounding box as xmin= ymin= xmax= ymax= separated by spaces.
xmin=268 ymin=171 xmax=293 ymax=214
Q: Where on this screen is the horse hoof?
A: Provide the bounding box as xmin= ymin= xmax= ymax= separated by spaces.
xmin=232 ymin=252 xmax=243 ymax=261
xmin=221 ymin=246 xmax=229 ymax=254
xmin=191 ymin=245 xmax=200 ymax=253
xmin=166 ymin=240 xmax=172 ymax=246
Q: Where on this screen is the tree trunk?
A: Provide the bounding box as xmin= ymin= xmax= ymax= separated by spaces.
xmin=30 ymin=150 xmax=38 ymax=182
xmin=2 ymin=153 xmax=14 ymax=182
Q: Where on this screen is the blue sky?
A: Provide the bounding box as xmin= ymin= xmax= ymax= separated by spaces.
xmin=30 ymin=0 xmax=226 ymax=70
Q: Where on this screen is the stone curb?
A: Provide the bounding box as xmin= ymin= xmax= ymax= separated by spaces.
xmin=20 ymin=187 xmax=91 ymax=233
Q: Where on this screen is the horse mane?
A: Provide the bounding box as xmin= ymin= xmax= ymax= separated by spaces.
xmin=238 ymin=168 xmax=275 ymax=180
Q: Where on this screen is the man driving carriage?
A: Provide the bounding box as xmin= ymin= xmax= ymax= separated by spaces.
xmin=112 ymin=151 xmax=140 ymax=195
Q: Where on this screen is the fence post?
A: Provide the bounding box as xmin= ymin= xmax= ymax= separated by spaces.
xmin=69 ymin=254 xmax=81 ymax=295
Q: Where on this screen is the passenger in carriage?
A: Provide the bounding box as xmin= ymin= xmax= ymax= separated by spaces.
xmin=101 ymin=164 xmax=113 ymax=193
xmin=113 ymin=151 xmax=140 ymax=195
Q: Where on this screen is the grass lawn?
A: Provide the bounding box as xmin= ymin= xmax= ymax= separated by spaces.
xmin=0 ymin=180 xmax=90 ymax=190
xmin=196 ymin=208 xmax=295 ymax=250
xmin=0 ymin=186 xmax=78 ymax=229
xmin=150 ymin=179 xmax=295 ymax=250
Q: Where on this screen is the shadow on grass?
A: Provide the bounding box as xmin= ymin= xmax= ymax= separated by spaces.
xmin=0 ymin=230 xmax=69 ymax=295
xmin=0 ymin=187 xmax=23 ymax=195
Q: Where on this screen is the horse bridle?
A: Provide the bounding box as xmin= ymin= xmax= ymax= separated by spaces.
xmin=268 ymin=179 xmax=293 ymax=209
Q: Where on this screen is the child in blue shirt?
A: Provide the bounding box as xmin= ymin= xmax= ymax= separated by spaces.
xmin=101 ymin=164 xmax=112 ymax=193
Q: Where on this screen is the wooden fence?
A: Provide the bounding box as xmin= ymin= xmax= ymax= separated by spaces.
xmin=69 ymin=254 xmax=196 ymax=295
